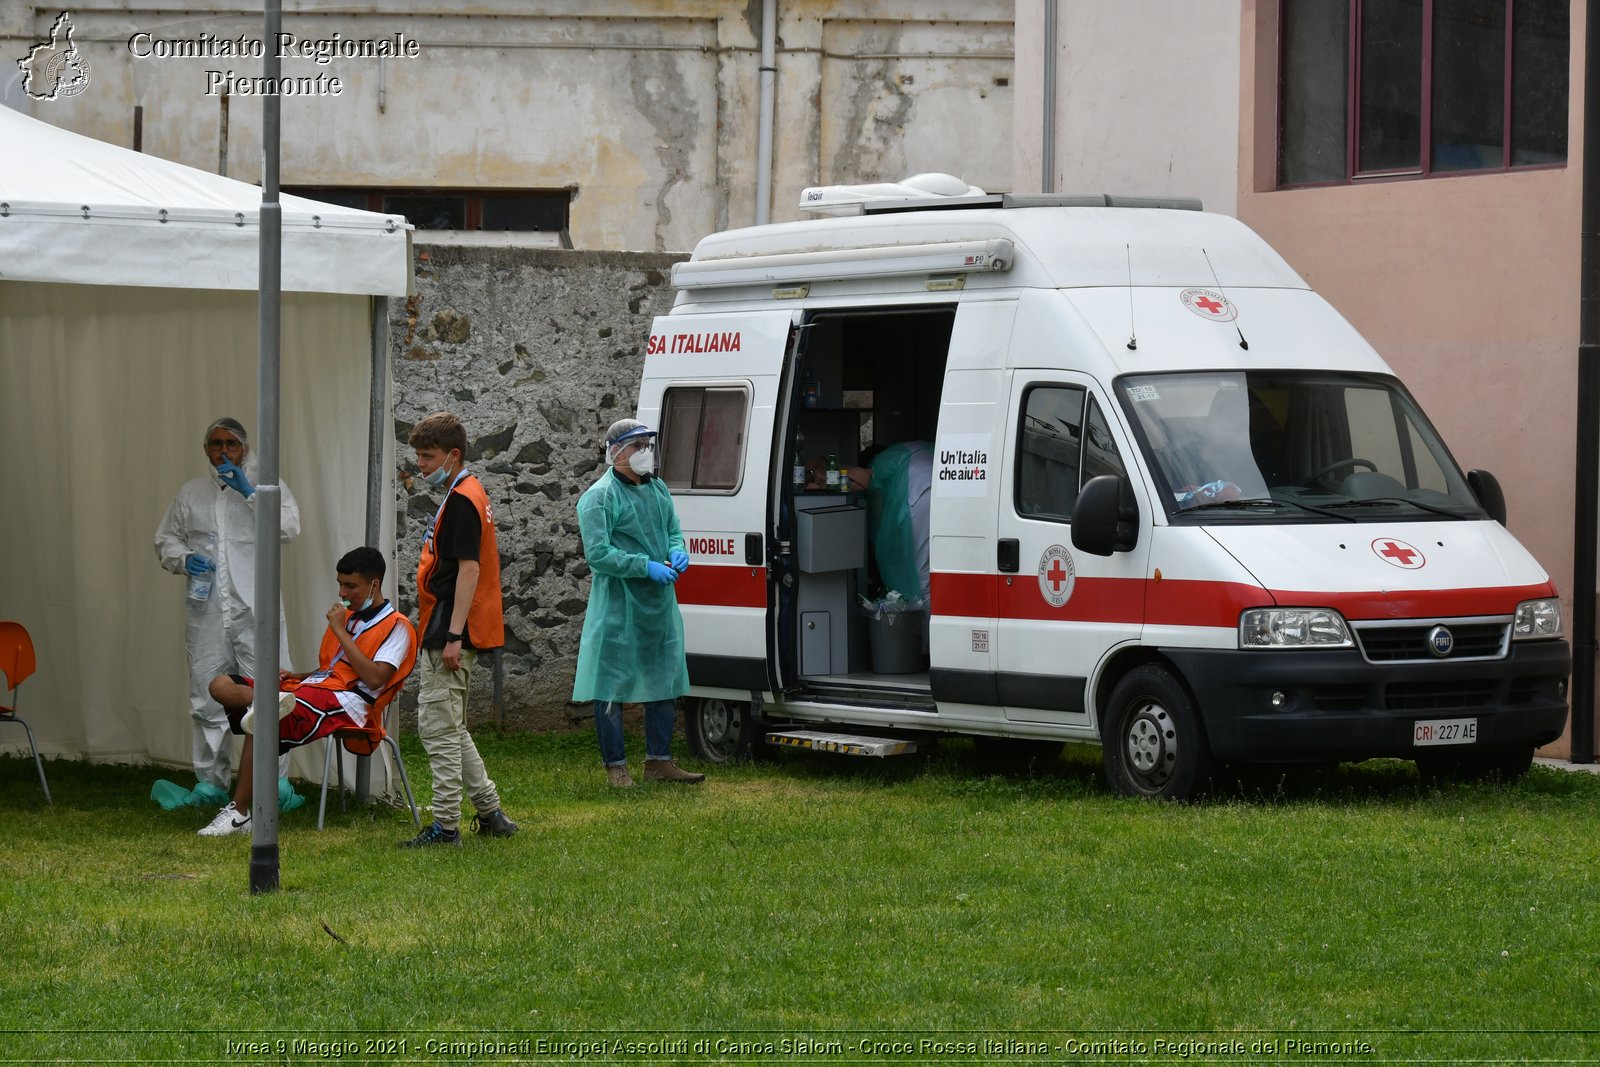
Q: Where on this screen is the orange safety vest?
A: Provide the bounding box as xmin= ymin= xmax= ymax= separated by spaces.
xmin=417 ymin=472 xmax=505 ymax=650
xmin=291 ymin=604 xmax=417 ymax=722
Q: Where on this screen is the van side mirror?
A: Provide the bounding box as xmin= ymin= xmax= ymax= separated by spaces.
xmin=1467 ymin=469 xmax=1507 ymax=526
xmin=1073 ymin=475 xmax=1140 ymax=556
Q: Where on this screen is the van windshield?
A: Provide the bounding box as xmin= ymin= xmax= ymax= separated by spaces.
xmin=1116 ymin=371 xmax=1484 ymax=521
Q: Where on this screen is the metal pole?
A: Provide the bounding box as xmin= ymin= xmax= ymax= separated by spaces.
xmin=1041 ymin=0 xmax=1057 ymax=194
xmin=251 ymin=0 xmax=284 ymax=892
xmin=354 ymin=295 xmax=389 ymax=803
xmin=755 ymin=0 xmax=776 ymax=225
xmin=1573 ymin=0 xmax=1600 ymax=763
xmin=219 ymin=91 xmax=230 ymax=176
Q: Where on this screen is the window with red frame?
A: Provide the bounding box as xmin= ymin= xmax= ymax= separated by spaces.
xmin=1279 ymin=0 xmax=1568 ymax=187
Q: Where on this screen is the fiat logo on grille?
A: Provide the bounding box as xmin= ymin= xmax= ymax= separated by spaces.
xmin=1427 ymin=625 xmax=1455 ymax=658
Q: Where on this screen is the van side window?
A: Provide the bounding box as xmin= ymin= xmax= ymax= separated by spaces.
xmin=1082 ymin=397 xmax=1126 ymax=487
xmin=660 ymin=385 xmax=749 ymax=492
xmin=1017 ymin=385 xmax=1087 ymax=521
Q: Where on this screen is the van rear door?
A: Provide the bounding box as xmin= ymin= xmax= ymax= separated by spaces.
xmin=637 ymin=310 xmax=800 ymax=695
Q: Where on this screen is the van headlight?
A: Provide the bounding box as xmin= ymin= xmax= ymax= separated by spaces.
xmin=1513 ymin=598 xmax=1562 ymax=640
xmin=1239 ymin=608 xmax=1352 ymax=649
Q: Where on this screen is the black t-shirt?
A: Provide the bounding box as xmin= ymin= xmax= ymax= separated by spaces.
xmin=421 ymin=493 xmax=482 ymax=650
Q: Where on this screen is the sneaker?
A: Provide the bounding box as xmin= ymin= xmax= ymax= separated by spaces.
xmin=197 ymin=802 xmax=251 ymax=837
xmin=606 ymin=765 xmax=635 ymax=788
xmin=471 ymin=809 xmax=518 ymax=837
xmin=399 ymin=821 xmax=462 ymax=849
xmin=643 ymin=759 xmax=705 ymax=784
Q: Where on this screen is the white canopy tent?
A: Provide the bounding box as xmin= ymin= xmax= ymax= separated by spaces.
xmin=0 ymin=105 xmax=412 ymax=795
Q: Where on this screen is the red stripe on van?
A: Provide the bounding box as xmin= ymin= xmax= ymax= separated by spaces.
xmin=930 ymin=574 xmax=1263 ymax=626
xmin=674 ymin=564 xmax=767 ymax=609
xmin=932 ymin=572 xmax=1557 ymax=626
xmin=1145 ymin=578 xmax=1271 ymax=627
xmin=1269 ymin=582 xmax=1557 ymax=620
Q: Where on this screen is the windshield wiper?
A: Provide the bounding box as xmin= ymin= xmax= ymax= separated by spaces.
xmin=1326 ymin=497 xmax=1468 ymax=518
xmin=1183 ymin=497 xmax=1355 ymax=521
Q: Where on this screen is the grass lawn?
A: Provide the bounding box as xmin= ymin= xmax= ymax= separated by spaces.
xmin=1 ymin=729 xmax=1598 ymax=1064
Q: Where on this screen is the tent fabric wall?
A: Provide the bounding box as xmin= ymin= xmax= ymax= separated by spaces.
xmin=0 ymin=281 xmax=399 ymax=788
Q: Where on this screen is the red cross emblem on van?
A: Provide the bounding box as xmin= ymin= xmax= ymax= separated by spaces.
xmin=1371 ymin=537 xmax=1425 ymax=569
xmin=1180 ymin=287 xmax=1237 ymax=322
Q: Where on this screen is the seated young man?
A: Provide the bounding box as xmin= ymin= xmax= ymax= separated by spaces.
xmin=197 ymin=546 xmax=416 ymax=837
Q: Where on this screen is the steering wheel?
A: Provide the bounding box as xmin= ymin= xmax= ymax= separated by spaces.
xmin=1307 ymin=457 xmax=1378 ymax=484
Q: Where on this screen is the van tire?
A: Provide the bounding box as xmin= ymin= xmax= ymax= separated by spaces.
xmin=1103 ymin=665 xmax=1214 ymax=800
xmin=684 ymin=697 xmax=762 ymax=763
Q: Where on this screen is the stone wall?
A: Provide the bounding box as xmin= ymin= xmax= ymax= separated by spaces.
xmin=389 ymin=242 xmax=686 ymax=729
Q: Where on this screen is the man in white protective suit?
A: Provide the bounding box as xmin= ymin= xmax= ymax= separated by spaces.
xmin=154 ymin=417 xmax=300 ymax=791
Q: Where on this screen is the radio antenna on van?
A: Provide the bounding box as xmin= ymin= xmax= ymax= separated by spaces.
xmin=1124 ymin=245 xmax=1138 ymax=351
xmin=1202 ymin=248 xmax=1249 ymax=351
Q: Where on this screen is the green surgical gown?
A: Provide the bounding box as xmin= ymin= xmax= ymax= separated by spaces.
xmin=571 ymin=469 xmax=691 ymax=703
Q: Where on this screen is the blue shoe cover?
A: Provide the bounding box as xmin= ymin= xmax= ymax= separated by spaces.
xmin=279 ymin=777 xmax=305 ymax=812
xmin=151 ymin=779 xmax=192 ymax=810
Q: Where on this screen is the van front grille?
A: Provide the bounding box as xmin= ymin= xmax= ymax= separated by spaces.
xmin=1354 ymin=621 xmax=1509 ymax=663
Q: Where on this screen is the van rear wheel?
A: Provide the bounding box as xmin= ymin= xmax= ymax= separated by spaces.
xmin=684 ymin=697 xmax=761 ymax=763
xmin=1103 ymin=665 xmax=1214 ymax=800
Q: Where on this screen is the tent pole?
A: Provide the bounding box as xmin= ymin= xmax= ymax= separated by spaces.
xmin=251 ymin=0 xmax=284 ymax=895
xmin=354 ymin=295 xmax=390 ymax=804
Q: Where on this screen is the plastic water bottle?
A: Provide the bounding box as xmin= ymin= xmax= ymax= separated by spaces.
xmin=187 ymin=533 xmax=215 ymax=603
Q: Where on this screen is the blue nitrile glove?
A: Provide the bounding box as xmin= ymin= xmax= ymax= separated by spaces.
xmin=216 ymin=460 xmax=255 ymax=498
xmin=184 ymin=553 xmax=214 ymax=577
xmin=669 ymin=548 xmax=690 ymax=574
xmin=646 ymin=560 xmax=679 ymax=585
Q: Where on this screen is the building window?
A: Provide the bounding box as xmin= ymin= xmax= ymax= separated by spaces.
xmin=284 ymin=187 xmax=571 ymax=238
xmin=660 ymin=385 xmax=749 ymax=493
xmin=1278 ymin=0 xmax=1568 ymax=187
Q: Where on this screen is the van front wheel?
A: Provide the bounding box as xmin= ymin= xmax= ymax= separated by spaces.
xmin=684 ymin=697 xmax=761 ymax=763
xmin=1103 ymin=666 xmax=1213 ymax=799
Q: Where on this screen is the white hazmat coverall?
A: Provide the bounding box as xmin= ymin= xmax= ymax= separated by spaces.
xmin=154 ymin=456 xmax=300 ymax=789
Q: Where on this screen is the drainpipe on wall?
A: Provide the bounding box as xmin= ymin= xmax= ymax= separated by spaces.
xmin=1573 ymin=0 xmax=1600 ymax=763
xmin=755 ymin=0 xmax=776 ymax=225
xmin=1041 ymin=0 xmax=1057 ymax=194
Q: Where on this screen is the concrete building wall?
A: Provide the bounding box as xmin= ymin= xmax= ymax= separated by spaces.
xmin=3 ymin=1 xmax=1014 ymax=251
xmin=1012 ymin=0 xmax=1240 ymax=213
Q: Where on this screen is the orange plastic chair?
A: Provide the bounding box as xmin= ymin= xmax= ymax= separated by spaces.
xmin=316 ymin=659 xmax=420 ymax=830
xmin=0 ymin=621 xmax=51 ymax=805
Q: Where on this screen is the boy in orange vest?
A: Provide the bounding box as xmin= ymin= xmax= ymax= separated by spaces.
xmin=405 ymin=412 xmax=518 ymax=847
xmin=197 ymin=547 xmax=415 ymax=837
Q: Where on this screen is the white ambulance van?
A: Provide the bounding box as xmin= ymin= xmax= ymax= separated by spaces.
xmin=636 ymin=174 xmax=1570 ymax=798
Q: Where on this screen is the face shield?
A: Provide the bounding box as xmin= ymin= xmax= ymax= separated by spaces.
xmin=604 ymin=420 xmax=658 ymax=468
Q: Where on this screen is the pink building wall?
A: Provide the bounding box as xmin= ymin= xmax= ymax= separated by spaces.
xmin=1238 ymin=0 xmax=1586 ymax=756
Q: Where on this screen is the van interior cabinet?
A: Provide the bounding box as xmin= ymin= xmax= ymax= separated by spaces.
xmin=794 ymin=497 xmax=866 ymax=676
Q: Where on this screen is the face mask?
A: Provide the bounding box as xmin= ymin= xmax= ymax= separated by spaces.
xmin=627 ymin=447 xmax=656 ymax=477
xmin=424 ymin=461 xmax=454 ymax=488
xmin=341 ymin=585 xmax=378 ymax=613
